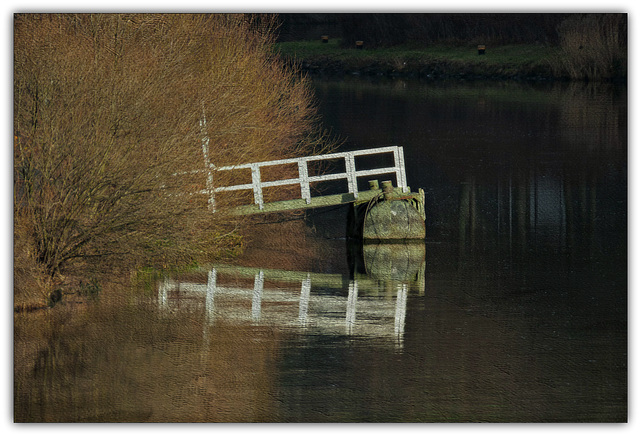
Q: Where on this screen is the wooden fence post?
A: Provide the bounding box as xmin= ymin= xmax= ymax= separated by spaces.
xmin=251 ymin=164 xmax=264 ymax=209
xmin=396 ymin=146 xmax=408 ymax=192
xmin=298 ymin=159 xmax=311 ymax=204
xmin=345 ymin=152 xmax=358 ymax=198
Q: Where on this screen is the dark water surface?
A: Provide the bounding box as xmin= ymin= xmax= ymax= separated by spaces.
xmin=14 ymin=78 xmax=627 ymax=422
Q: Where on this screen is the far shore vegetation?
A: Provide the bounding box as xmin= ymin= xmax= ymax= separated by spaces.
xmin=276 ymin=40 xmax=560 ymax=80
xmin=276 ymin=13 xmax=627 ymax=82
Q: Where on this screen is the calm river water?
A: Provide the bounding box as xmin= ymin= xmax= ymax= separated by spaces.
xmin=14 ymin=77 xmax=627 ymax=422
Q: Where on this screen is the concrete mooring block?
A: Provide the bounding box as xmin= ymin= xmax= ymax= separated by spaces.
xmin=347 ymin=181 xmax=425 ymax=240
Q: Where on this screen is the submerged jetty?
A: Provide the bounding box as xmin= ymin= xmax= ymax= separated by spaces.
xmin=203 ymin=145 xmax=425 ymax=241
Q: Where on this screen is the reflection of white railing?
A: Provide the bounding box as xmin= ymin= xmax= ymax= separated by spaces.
xmin=158 ymin=267 xmax=409 ymax=347
xmin=207 ymin=146 xmax=409 ymax=211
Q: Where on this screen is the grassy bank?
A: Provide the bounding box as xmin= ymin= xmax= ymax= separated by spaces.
xmin=275 ymin=39 xmax=613 ymax=81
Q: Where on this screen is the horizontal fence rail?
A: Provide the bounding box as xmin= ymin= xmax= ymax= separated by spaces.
xmin=205 ymin=146 xmax=409 ymax=212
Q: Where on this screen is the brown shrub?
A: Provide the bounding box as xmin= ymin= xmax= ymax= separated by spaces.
xmin=14 ymin=13 xmax=335 ymax=301
xmin=14 ymin=209 xmax=52 ymax=310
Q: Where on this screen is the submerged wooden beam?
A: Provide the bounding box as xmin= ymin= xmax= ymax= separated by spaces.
xmin=229 ymin=186 xmax=412 ymax=215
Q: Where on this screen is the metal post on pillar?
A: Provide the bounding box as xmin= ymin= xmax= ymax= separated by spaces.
xmin=381 ymin=180 xmax=394 ymax=200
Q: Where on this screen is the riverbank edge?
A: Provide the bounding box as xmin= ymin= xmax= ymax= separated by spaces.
xmin=293 ymin=55 xmax=558 ymax=81
xmin=280 ymin=49 xmax=626 ymax=83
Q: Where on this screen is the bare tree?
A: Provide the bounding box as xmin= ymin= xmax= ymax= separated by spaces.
xmin=14 ymin=14 xmax=331 ymax=298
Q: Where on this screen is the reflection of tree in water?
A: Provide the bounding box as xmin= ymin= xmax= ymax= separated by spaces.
xmin=15 ymin=296 xmax=284 ymax=422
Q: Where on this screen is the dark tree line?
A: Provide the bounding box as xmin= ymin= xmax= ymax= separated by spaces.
xmin=337 ymin=13 xmax=570 ymax=47
xmin=278 ymin=13 xmax=626 ymax=49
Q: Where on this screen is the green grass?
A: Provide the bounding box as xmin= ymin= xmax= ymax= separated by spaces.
xmin=274 ymin=39 xmax=560 ymax=77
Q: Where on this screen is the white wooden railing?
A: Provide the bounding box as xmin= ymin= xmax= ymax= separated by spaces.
xmin=205 ymin=146 xmax=409 ymax=212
